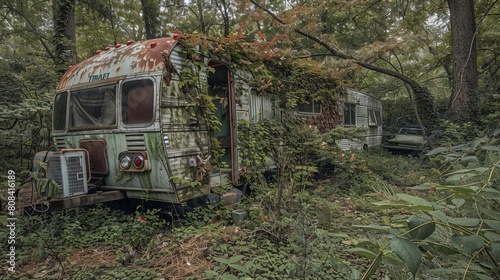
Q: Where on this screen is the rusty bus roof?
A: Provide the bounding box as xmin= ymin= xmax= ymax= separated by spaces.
xmin=57 ymin=37 xmax=178 ymax=91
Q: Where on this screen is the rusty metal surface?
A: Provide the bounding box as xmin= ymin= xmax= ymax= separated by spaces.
xmin=57 ymin=37 xmax=178 ymax=91
xmin=79 ymin=139 xmax=109 ymax=175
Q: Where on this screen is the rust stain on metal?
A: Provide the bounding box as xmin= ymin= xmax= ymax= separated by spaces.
xmin=57 ymin=37 xmax=178 ymax=91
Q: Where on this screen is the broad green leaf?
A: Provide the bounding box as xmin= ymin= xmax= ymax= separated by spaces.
xmin=479 ymin=188 xmax=500 ymax=194
xmin=346 ymin=247 xmax=378 ymax=259
xmin=353 ymin=224 xmax=392 ymax=233
xmin=372 ymin=201 xmax=410 ymax=210
xmin=491 ymin=243 xmax=500 ymax=264
xmin=480 ymin=145 xmax=500 ymax=151
xmin=451 ymin=144 xmax=469 ymax=151
xmin=472 ymin=273 xmax=495 ymax=280
xmin=485 ymin=231 xmax=500 ymax=242
xmin=396 ymin=194 xmax=433 ymax=210
xmin=361 ymin=252 xmax=382 ymax=280
xmin=228 ymin=255 xmax=245 ymax=264
xmin=480 ymin=208 xmax=500 ymax=220
xmin=429 ymin=211 xmax=449 ymax=223
xmin=445 ymin=173 xmax=481 ymax=183
xmin=450 ymin=235 xmax=485 ymax=255
xmin=213 ymin=257 xmax=230 ymax=264
xmin=484 ymin=220 xmax=500 ymax=230
xmin=382 ymin=255 xmax=404 ymax=267
xmin=390 ymin=237 xmax=421 ymax=279
xmin=425 ymin=147 xmax=448 ymax=156
xmin=451 ymin=199 xmax=465 ymax=209
xmin=449 ymin=218 xmax=480 ymax=227
xmin=356 ymin=241 xmax=381 ymax=252
xmin=460 ymin=156 xmax=477 ymax=162
xmin=221 ymin=274 xmax=239 ymax=280
xmin=351 ymin=267 xmax=361 ymax=280
xmin=447 ymin=167 xmax=489 ymax=175
xmin=424 ymin=241 xmax=461 ymax=255
xmin=407 ymin=215 xmax=435 ymax=240
xmin=229 ymin=263 xmax=250 ymax=274
xmin=439 ymin=185 xmax=476 ymax=193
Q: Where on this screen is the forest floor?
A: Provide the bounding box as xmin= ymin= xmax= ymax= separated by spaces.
xmin=2 ymin=149 xmax=435 ymax=280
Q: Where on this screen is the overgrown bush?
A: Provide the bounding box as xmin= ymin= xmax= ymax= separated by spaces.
xmin=351 ymin=132 xmax=500 ymax=279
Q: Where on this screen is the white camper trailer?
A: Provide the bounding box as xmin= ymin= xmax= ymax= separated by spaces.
xmin=337 ymin=89 xmax=383 ymax=150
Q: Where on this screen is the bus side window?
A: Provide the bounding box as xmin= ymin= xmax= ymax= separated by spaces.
xmin=122 ymin=80 xmax=154 ymax=125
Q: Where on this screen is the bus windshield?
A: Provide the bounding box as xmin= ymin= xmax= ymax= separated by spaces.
xmin=67 ymin=85 xmax=117 ymax=130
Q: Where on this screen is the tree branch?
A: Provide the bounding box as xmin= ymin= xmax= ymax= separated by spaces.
xmin=249 ymin=0 xmax=437 ymax=129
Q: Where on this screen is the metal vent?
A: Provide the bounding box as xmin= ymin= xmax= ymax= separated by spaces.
xmin=54 ymin=137 xmax=66 ymax=149
xmin=65 ymin=156 xmax=87 ymax=196
xmin=46 ymin=155 xmax=63 ymax=185
xmin=46 ymin=151 xmax=88 ymax=197
xmin=125 ymin=133 xmax=146 ymax=150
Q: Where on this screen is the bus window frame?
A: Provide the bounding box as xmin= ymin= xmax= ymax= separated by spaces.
xmin=120 ymin=78 xmax=156 ymax=128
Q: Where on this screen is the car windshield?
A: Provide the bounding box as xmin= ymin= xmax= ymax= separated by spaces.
xmin=398 ymin=127 xmax=422 ymax=135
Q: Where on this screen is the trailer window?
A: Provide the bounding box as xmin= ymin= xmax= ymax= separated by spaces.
xmin=297 ymin=100 xmax=321 ymax=114
xmin=68 ymin=85 xmax=117 ymax=130
xmin=368 ymin=110 xmax=382 ymax=126
xmin=121 ymin=79 xmax=155 ymax=125
xmin=251 ymin=89 xmax=276 ymax=122
xmin=53 ymin=92 xmax=68 ymax=131
xmin=343 ymin=104 xmax=356 ymax=126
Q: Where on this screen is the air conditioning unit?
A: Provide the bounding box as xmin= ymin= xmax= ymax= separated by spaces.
xmin=45 ymin=151 xmax=88 ymax=198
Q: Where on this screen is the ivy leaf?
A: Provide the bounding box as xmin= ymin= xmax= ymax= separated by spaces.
xmin=390 ymin=237 xmax=421 ymax=279
xmin=450 ymin=235 xmax=485 ymax=255
xmin=407 ymin=215 xmax=435 ymax=240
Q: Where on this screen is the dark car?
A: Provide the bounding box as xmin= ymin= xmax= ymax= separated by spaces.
xmin=382 ymin=125 xmax=425 ymax=154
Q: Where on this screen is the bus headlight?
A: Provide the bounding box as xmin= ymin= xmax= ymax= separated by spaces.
xmin=120 ymin=156 xmax=132 ymax=170
xmin=119 ymin=151 xmax=150 ymax=172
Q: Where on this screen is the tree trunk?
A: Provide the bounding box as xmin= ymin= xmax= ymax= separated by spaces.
xmin=447 ymin=0 xmax=478 ymax=121
xmin=141 ymin=0 xmax=161 ymax=39
xmin=53 ymin=0 xmax=77 ymax=72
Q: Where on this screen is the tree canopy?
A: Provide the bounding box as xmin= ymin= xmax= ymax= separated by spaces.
xmin=1 ymin=0 xmax=499 ymax=168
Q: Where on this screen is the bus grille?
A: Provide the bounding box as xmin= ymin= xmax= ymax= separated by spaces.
xmin=125 ymin=133 xmax=146 ymax=150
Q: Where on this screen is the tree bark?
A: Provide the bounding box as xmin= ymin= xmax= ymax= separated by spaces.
xmin=141 ymin=0 xmax=161 ymax=39
xmin=447 ymin=0 xmax=478 ymax=121
xmin=53 ymin=0 xmax=77 ymax=71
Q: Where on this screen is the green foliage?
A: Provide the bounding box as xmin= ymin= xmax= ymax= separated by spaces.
xmin=0 ymin=205 xmax=167 ymax=268
xmin=70 ymin=267 xmax=159 ymax=280
xmin=352 ymin=133 xmax=500 ymax=279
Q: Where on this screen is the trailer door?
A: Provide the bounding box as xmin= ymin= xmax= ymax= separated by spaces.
xmin=208 ymin=62 xmax=236 ymax=182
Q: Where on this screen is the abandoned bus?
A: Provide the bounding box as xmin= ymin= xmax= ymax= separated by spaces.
xmin=30 ymin=35 xmax=381 ymax=213
xmin=31 ymin=35 xmax=282 ymax=212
